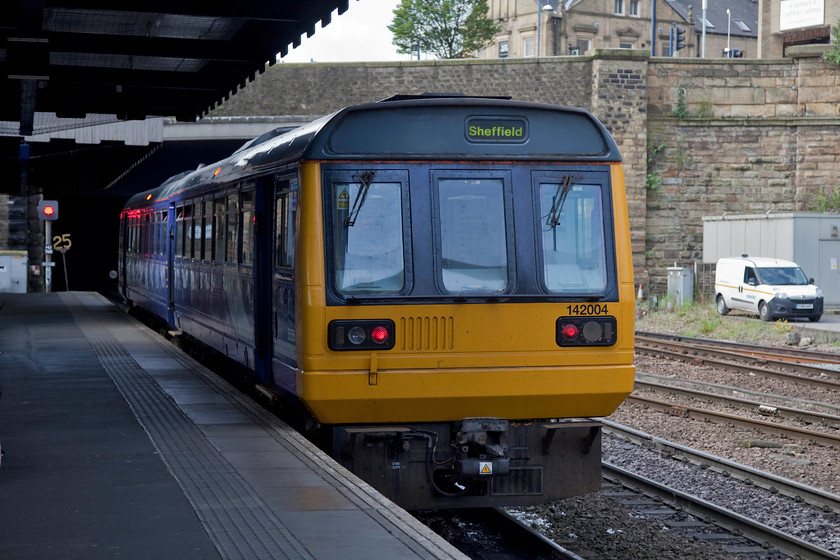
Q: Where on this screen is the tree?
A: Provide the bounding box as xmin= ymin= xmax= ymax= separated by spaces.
xmin=825 ymin=19 xmax=840 ymax=66
xmin=388 ymin=0 xmax=501 ymax=60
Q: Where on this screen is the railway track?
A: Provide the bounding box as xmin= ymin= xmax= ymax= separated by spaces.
xmin=636 ymin=371 xmax=840 ymax=424
xmin=415 ymin=507 xmax=583 ymax=559
xmin=625 ymin=391 xmax=840 ymax=448
xmin=600 ymin=461 xmax=840 ymax=560
xmin=635 ymin=333 xmax=840 ymax=389
xmin=601 ymin=421 xmax=840 ymax=560
xmin=636 ymin=330 xmax=840 ymax=366
xmin=602 ymin=420 xmax=840 ymax=515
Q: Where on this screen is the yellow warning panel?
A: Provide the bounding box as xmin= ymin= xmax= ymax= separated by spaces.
xmin=479 ymin=462 xmax=492 ymax=475
xmin=338 ymin=189 xmax=349 ymax=209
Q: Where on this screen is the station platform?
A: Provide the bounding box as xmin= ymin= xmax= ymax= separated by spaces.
xmin=0 ymin=292 xmax=467 ymax=560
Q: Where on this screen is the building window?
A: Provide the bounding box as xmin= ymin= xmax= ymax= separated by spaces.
xmin=523 ymin=36 xmax=535 ymax=57
xmin=629 ymin=0 xmax=639 ymax=16
xmin=499 ymin=41 xmax=509 ymax=58
xmin=576 ymin=39 xmax=590 ymax=54
xmin=620 ymin=42 xmax=634 ymax=49
xmin=734 ymin=20 xmax=750 ymax=32
xmin=615 ymin=0 xmax=624 ymax=15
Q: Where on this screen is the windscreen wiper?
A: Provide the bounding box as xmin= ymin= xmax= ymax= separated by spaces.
xmin=547 ymin=175 xmax=573 ymax=229
xmin=345 ymin=171 xmax=376 ymax=227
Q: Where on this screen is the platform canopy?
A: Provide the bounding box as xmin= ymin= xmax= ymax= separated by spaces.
xmin=2 ymin=0 xmax=348 ymax=137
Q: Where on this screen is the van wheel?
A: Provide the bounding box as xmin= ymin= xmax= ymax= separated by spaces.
xmin=716 ymin=295 xmax=729 ymax=316
xmin=758 ymin=302 xmax=772 ymax=322
xmin=809 ymin=314 xmax=822 ymax=322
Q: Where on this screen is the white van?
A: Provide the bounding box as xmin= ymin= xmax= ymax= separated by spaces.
xmin=714 ymin=256 xmax=823 ymax=322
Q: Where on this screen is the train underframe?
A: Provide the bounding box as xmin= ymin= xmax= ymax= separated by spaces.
xmin=331 ymin=417 xmax=603 ymax=510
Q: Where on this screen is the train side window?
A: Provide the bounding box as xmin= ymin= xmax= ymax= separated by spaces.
xmin=241 ymin=190 xmax=255 ymax=266
xmin=537 ymin=180 xmax=607 ymax=293
xmin=436 ymin=177 xmax=509 ymax=293
xmin=201 ymin=201 xmax=211 ymax=262
xmin=175 ymin=206 xmax=184 ymax=258
xmin=183 ymin=204 xmax=193 ymax=259
xmin=226 ymin=193 xmax=239 ymax=263
xmin=275 ymin=184 xmax=296 ymax=269
xmin=144 ymin=213 xmax=151 ymax=256
xmin=213 ymin=197 xmax=225 ymax=263
xmin=153 ymin=212 xmax=161 ymax=256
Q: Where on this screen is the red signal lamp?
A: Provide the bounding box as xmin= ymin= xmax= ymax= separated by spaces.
xmin=37 ymin=200 xmax=59 ymax=221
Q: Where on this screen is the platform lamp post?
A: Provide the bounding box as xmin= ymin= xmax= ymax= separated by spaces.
xmin=701 ymin=0 xmax=707 ymax=57
xmin=536 ymin=1 xmax=554 ymax=57
xmin=726 ymin=8 xmax=731 ymax=57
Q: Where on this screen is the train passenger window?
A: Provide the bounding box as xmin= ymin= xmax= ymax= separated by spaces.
xmin=226 ymin=193 xmax=239 ymax=263
xmin=437 ymin=178 xmax=508 ymax=292
xmin=240 ymin=190 xmax=255 ymax=265
xmin=538 ymin=181 xmax=607 ymax=293
xmin=143 ymin=213 xmax=151 ymax=256
xmin=331 ymin=180 xmax=404 ymax=293
xmin=184 ymin=204 xmax=194 ymax=259
xmin=175 ymin=206 xmax=184 ymax=258
xmin=201 ymin=201 xmax=211 ymax=262
xmin=153 ymin=212 xmax=161 ymax=256
xmin=213 ymin=197 xmax=225 ymax=263
xmin=160 ymin=212 xmax=168 ymax=256
xmin=275 ymin=187 xmax=296 ymax=269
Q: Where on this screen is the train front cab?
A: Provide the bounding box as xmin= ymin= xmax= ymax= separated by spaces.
xmin=276 ymin=99 xmax=636 ymax=509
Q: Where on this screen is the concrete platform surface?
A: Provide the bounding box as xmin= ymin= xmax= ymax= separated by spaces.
xmin=0 ymin=292 xmax=467 ymax=560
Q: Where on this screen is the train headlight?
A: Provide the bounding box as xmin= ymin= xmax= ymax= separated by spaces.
xmin=348 ymin=327 xmax=367 ymax=345
xmin=329 ymin=320 xmax=395 ymax=351
xmin=556 ymin=316 xmax=617 ymax=347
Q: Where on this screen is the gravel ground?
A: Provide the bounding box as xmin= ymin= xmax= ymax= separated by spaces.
xmin=504 ymin=309 xmax=840 ymax=560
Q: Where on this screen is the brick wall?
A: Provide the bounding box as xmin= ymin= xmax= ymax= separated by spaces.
xmin=211 ymin=49 xmax=840 ymax=296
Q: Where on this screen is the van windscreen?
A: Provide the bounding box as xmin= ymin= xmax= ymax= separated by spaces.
xmin=756 ymin=267 xmax=808 ymax=286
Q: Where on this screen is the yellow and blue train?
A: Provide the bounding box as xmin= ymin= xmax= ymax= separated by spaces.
xmin=119 ymin=95 xmax=635 ymax=509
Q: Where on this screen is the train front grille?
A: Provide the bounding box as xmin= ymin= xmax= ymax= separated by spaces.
xmin=399 ymin=315 xmax=455 ymax=351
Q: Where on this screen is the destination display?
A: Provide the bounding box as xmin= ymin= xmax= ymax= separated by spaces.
xmin=465 ymin=117 xmax=528 ymax=143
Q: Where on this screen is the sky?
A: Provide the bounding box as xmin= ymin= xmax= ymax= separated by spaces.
xmin=280 ymin=0 xmax=406 ymax=63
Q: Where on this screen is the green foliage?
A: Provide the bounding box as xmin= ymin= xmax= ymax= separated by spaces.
xmin=672 ymin=85 xmax=687 ymax=119
xmin=808 ymin=185 xmax=840 ymax=212
xmin=389 ymin=0 xmax=501 ymax=59
xmin=824 ymin=20 xmax=840 ymax=66
xmin=646 ymin=139 xmax=666 ymax=191
xmin=636 ymin=303 xmax=840 ymax=348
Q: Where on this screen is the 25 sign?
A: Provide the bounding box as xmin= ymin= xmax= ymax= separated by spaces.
xmin=52 ymin=233 xmax=72 ymax=252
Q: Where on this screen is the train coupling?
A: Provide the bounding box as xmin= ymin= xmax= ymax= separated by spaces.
xmin=454 ymin=418 xmax=510 ymax=479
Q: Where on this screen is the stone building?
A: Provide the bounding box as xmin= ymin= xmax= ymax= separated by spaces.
xmin=758 ymin=0 xmax=838 ymax=57
xmin=480 ymin=0 xmax=758 ymax=59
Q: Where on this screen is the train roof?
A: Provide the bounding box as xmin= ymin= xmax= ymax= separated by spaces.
xmin=124 ymin=95 xmax=621 ymax=209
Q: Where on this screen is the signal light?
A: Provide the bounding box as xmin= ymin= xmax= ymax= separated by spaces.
xmin=37 ymin=200 xmax=59 ymax=221
xmin=674 ymin=25 xmax=686 ymax=51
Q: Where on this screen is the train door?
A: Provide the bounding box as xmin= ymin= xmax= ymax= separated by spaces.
xmin=270 ymin=173 xmax=298 ymax=393
xmin=118 ymin=212 xmax=128 ymax=299
xmin=166 ymin=203 xmax=176 ymax=325
xmin=253 ymin=177 xmax=274 ymax=385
